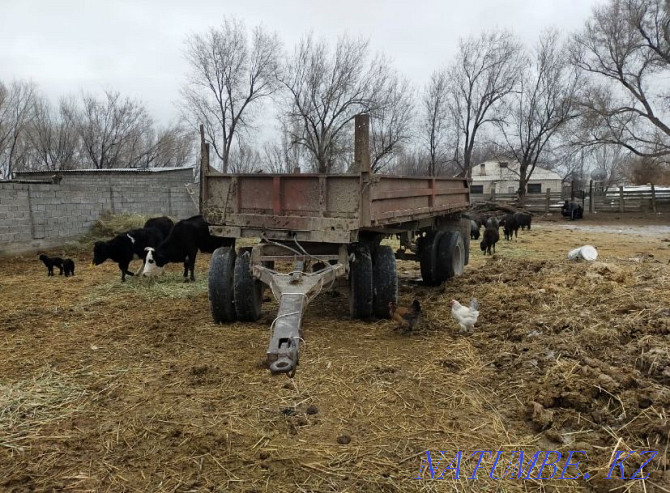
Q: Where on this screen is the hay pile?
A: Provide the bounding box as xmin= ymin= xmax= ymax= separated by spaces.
xmin=77 ymin=211 xmax=152 ymax=248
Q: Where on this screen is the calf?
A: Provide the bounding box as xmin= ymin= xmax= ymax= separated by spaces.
xmin=63 ymin=259 xmax=75 ymax=277
xmin=470 ymin=220 xmax=481 ymax=240
xmin=514 ymin=211 xmax=532 ymax=230
xmin=143 ymin=215 xmax=231 ymax=282
xmin=480 ymin=226 xmax=499 ymax=255
xmin=93 ymin=226 xmax=166 ymax=281
xmin=39 ymin=254 xmax=64 ymax=276
xmin=144 ymin=216 xmax=173 ymax=238
xmin=502 ymin=213 xmax=519 ymax=240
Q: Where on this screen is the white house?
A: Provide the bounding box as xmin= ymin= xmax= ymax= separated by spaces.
xmin=470 ymin=160 xmax=563 ymax=197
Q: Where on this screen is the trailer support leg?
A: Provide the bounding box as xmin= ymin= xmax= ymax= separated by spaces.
xmin=268 ymin=293 xmax=305 ymax=376
xmin=255 ymin=262 xmax=345 ymax=377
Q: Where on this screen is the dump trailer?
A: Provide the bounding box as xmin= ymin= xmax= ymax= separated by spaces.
xmin=201 ymin=115 xmax=470 ymax=376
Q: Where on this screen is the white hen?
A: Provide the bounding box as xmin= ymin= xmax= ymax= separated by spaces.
xmin=450 ymin=298 xmax=480 ymax=333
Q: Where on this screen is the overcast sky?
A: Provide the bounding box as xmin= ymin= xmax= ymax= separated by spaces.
xmin=1 ymin=0 xmax=606 ymax=128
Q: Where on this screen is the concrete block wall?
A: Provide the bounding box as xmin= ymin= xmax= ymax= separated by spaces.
xmin=0 ymin=168 xmax=199 ymax=254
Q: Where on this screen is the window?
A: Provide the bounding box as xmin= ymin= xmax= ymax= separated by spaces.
xmin=508 ymin=186 xmax=515 ymax=194
xmin=527 ymin=183 xmax=542 ymax=194
xmin=470 ymin=185 xmax=484 ymax=194
xmin=499 ymin=161 xmax=508 ymax=168
xmin=479 ymin=164 xmax=486 ymax=175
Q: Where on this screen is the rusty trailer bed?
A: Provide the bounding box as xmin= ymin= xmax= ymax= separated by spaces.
xmin=203 ymin=172 xmax=470 ymax=243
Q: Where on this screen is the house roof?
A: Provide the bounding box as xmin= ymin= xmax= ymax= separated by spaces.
xmin=471 ymin=160 xmax=562 ymax=182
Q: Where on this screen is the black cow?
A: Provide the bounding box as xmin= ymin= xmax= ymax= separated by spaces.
xmin=514 ymin=211 xmax=532 ymax=230
xmin=470 ymin=220 xmax=481 ymax=240
xmin=39 ymin=254 xmax=64 ymax=276
xmin=502 ymin=213 xmax=519 ymax=240
xmin=148 ymin=215 xmax=231 ymax=282
xmin=480 ymin=226 xmax=499 ymax=255
xmin=144 ymin=216 xmax=174 ymax=238
xmin=561 ymin=201 xmax=583 ymax=220
xmin=93 ymin=226 xmax=166 ymax=281
xmin=485 ymin=216 xmax=499 ymax=230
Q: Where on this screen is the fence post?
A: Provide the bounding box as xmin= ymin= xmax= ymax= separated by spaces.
xmin=545 ymin=189 xmax=550 ymax=212
xmin=619 ymin=185 xmax=624 ymax=213
xmin=589 ymin=180 xmax=593 ymax=213
xmin=651 ymin=183 xmax=657 ymax=213
xmin=491 ymin=188 xmax=496 ymax=202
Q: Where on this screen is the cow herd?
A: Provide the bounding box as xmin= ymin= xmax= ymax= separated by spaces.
xmin=91 ymin=215 xmax=231 ymax=282
xmin=468 ymin=211 xmax=532 ymax=255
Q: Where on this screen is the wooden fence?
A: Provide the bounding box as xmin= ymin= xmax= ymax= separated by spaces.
xmin=589 ymin=184 xmax=670 ymax=213
xmin=471 ymin=190 xmax=566 ymax=212
xmin=471 ymin=183 xmax=670 ymax=213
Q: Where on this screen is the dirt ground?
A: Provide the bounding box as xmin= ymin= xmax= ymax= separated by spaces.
xmin=1 ymin=213 xmax=669 ymax=492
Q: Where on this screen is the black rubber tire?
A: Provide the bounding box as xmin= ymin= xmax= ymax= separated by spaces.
xmin=209 ymin=247 xmax=236 ymax=323
xmin=436 ymin=231 xmax=465 ymax=281
xmin=349 ymin=245 xmax=373 ymax=319
xmin=372 ymin=245 xmax=398 ymax=318
xmin=419 ymin=231 xmax=444 ymax=286
xmin=234 ymin=249 xmax=263 ymax=321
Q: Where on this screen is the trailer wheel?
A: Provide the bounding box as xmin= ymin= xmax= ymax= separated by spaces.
xmin=209 ymin=247 xmax=236 ymax=323
xmin=349 ymin=245 xmax=373 ymax=319
xmin=234 ymin=249 xmax=263 ymax=321
xmin=437 ymin=231 xmax=465 ymax=280
xmin=372 ymin=245 xmax=398 ymax=318
xmin=419 ymin=231 xmax=444 ymax=286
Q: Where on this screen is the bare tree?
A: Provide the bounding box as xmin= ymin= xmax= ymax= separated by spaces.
xmin=181 ymin=18 xmax=280 ymax=172
xmin=628 ymin=0 xmax=670 ymax=64
xmin=63 ymin=91 xmax=153 ymax=169
xmin=0 ymin=80 xmax=37 ymax=178
xmin=387 ymin=147 xmax=432 ymax=176
xmin=499 ymin=30 xmax=580 ymax=200
xmin=140 ymin=124 xmax=195 ymax=168
xmin=279 ymin=34 xmax=392 ymax=173
xmin=370 ymin=74 xmax=414 ymax=172
xmin=422 ymin=70 xmax=451 ymax=176
xmin=627 ymin=155 xmax=670 ymax=183
xmin=261 ymin=122 xmax=305 ymax=173
xmin=26 ymin=96 xmax=79 ymax=171
xmin=447 ymin=30 xmax=524 ymax=178
xmin=572 ymin=0 xmax=670 ymax=159
xmin=228 ymin=141 xmax=262 ymax=173
xmin=588 ymin=144 xmax=628 ymax=187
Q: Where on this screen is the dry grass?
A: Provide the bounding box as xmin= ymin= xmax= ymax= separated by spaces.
xmin=1 ymin=217 xmax=669 ymax=492
xmin=77 ymin=211 xmax=156 ymax=249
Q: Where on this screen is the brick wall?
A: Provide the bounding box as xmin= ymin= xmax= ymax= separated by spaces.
xmin=0 ymin=168 xmax=199 ymax=254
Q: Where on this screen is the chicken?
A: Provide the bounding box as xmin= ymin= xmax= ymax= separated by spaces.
xmin=450 ymin=298 xmax=479 ymax=333
xmin=389 ymin=300 xmax=421 ymax=332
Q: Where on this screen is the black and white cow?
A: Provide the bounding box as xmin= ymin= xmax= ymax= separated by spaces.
xmin=93 ymin=226 xmax=166 ymax=281
xmin=142 ymin=215 xmax=231 ymax=282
